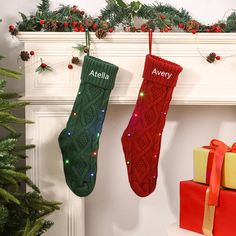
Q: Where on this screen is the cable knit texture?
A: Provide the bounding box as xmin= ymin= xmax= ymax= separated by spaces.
xmin=122 ymin=54 xmax=183 ymax=197
xmin=58 ymin=55 xmax=118 ymax=197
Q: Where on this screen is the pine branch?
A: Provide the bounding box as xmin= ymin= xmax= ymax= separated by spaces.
xmin=36 ymin=220 xmax=54 ymax=236
xmin=0 ymin=124 xmax=16 ymax=133
xmin=0 ymin=188 xmax=20 ymax=205
xmin=0 ymin=172 xmax=19 ymax=190
xmin=0 ymin=92 xmax=20 ymax=99
xmin=25 ymin=179 xmax=40 ymax=193
xmin=0 ymin=132 xmax=21 ymax=141
xmin=15 ymin=165 xmax=32 ymax=172
xmin=0 ymin=80 xmax=7 ymax=94
xmin=22 ymin=218 xmax=44 ymax=236
xmin=0 ymin=169 xmax=29 ymax=181
xmin=0 ymin=205 xmax=8 ymax=233
xmin=14 ymin=144 xmax=35 ymax=151
xmin=37 ymin=0 xmax=50 ymax=13
xmin=0 ymin=67 xmax=21 ymax=80
xmin=35 ymin=64 xmax=53 ymax=74
xmin=0 ymin=138 xmax=17 ymax=153
xmin=0 ymin=111 xmax=33 ymax=125
xmin=0 ymin=100 xmax=30 ymax=112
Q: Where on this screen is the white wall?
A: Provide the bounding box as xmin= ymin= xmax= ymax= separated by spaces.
xmin=1 ymin=1 xmax=236 ymax=236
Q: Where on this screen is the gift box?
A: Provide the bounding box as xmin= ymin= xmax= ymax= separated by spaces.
xmin=180 ymin=180 xmax=236 ymax=236
xmin=193 ymin=141 xmax=236 ymax=190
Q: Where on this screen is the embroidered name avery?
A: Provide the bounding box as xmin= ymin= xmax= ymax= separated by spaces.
xmin=152 ymin=68 xmax=172 ymax=80
xmin=89 ymin=70 xmax=109 ymax=80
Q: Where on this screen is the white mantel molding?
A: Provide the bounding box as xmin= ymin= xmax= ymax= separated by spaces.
xmin=20 ymin=96 xmax=236 ymax=106
xmin=17 ymin=32 xmax=236 ymax=44
xmin=18 ymin=32 xmax=236 ymax=105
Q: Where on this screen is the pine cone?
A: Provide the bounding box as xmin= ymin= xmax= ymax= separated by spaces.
xmin=55 ymin=22 xmax=65 ymax=32
xmin=45 ymin=20 xmax=57 ymax=31
xmin=84 ymin=18 xmax=94 ymax=27
xmin=10 ymin=28 xmax=18 ymax=36
xmin=123 ymin=25 xmax=137 ymax=32
xmin=71 ymin=57 xmax=80 ymax=65
xmin=186 ymin=20 xmax=200 ymax=32
xmin=207 ymin=53 xmax=216 ymax=63
xmin=100 ymin=20 xmax=110 ymax=30
xmin=20 ymin=51 xmax=30 ymax=61
xmin=95 ymin=29 xmax=107 ymax=39
xmin=219 ymin=22 xmax=226 ymax=30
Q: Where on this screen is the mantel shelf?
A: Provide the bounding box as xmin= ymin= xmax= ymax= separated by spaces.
xmin=18 ymin=32 xmax=236 ymax=105
xmin=17 ymin=32 xmax=236 ymax=44
xmin=20 ymin=96 xmax=236 ymax=106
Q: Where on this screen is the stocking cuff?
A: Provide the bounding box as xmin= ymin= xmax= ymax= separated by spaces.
xmin=81 ymin=55 xmax=119 ymax=90
xmin=142 ymin=54 xmax=183 ymax=87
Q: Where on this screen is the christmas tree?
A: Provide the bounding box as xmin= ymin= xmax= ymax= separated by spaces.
xmin=0 ymin=53 xmax=60 ymax=234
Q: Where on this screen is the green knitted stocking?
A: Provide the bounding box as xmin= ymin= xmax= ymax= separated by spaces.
xmin=58 ymin=55 xmax=118 ymax=197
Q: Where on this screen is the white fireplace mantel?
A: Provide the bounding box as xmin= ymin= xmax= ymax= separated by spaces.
xmin=18 ymin=32 xmax=236 ymax=105
xmin=18 ymin=32 xmax=236 ymax=236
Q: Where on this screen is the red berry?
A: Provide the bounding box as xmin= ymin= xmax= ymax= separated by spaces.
xmin=80 ymin=27 xmax=85 ymax=32
xmin=191 ymin=29 xmax=197 ymax=34
xmin=9 ymin=25 xmax=14 ymax=31
xmin=72 ymin=21 xmax=78 ymax=27
xmin=64 ymin=22 xmax=69 ymax=27
xmin=39 ymin=20 xmax=45 ymax=25
xmin=215 ymin=26 xmax=222 ymax=32
xmin=216 ymin=55 xmax=221 ymax=60
xmin=80 ymin=11 xmax=85 ymax=16
xmin=41 ymin=63 xmax=47 ymax=69
xmin=108 ymin=28 xmax=113 ymax=33
xmin=74 ymin=27 xmax=79 ymax=32
xmin=205 ymin=28 xmax=210 ymax=32
xmin=178 ymin=23 xmax=184 ymax=29
xmin=68 ymin=64 xmax=73 ymax=69
xmin=160 ymin=15 xmax=165 ymax=19
xmin=211 ymin=24 xmax=216 ymax=29
xmin=160 ymin=28 xmax=163 ymax=32
xmin=92 ymin=24 xmax=98 ymax=30
xmin=30 ymin=51 xmax=35 ymax=56
xmin=168 ymin=26 xmax=172 ymax=31
xmin=164 ymin=27 xmax=169 ymax=32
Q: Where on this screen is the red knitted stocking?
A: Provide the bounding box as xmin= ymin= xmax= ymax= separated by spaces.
xmin=121 ymin=31 xmax=183 ymax=197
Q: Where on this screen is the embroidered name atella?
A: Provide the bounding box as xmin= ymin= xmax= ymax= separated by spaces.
xmin=152 ymin=68 xmax=172 ymax=80
xmin=89 ymin=70 xmax=109 ymax=80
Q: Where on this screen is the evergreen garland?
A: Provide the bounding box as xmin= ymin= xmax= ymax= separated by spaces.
xmin=9 ymin=0 xmax=113 ymax=38
xmin=101 ymin=0 xmax=236 ymax=32
xmin=9 ymin=0 xmax=236 ymax=36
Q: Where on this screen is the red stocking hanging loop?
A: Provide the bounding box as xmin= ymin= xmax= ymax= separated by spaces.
xmin=148 ymin=30 xmax=153 ymax=55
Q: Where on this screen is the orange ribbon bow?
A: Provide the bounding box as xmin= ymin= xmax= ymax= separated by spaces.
xmin=203 ymin=139 xmax=236 ymax=206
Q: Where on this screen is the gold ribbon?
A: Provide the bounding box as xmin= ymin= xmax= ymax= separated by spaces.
xmin=201 ymin=139 xmax=236 ymax=235
xmin=202 ymin=188 xmax=216 ymax=236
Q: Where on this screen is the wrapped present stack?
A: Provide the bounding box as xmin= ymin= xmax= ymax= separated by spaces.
xmin=179 ymin=139 xmax=236 ymax=236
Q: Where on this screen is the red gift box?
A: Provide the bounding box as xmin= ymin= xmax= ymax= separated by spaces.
xmin=180 ymin=180 xmax=236 ymax=236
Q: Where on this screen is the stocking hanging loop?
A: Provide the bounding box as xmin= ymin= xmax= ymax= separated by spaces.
xmin=148 ymin=30 xmax=153 ymax=55
xmin=85 ymin=28 xmax=90 ymax=56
